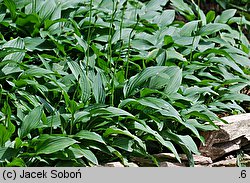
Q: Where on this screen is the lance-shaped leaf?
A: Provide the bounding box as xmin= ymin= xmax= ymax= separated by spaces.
xmin=68 ymin=145 xmax=98 ymax=165
xmin=35 ymin=135 xmax=78 ymax=155
xmin=129 ymin=121 xmax=181 ymax=162
xmin=19 ymin=106 xmax=43 ymax=139
xmin=198 ymin=23 xmax=231 ymax=36
xmin=75 ymin=130 xmax=106 ymax=144
xmin=2 ymin=38 xmax=25 ymax=62
xmin=124 ymin=66 xmax=182 ymax=98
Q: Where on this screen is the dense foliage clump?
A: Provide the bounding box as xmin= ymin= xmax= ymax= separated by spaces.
xmin=0 ymin=0 xmax=250 ymax=167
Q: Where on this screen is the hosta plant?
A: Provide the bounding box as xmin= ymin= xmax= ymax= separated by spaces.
xmin=0 ymin=0 xmax=249 ymax=167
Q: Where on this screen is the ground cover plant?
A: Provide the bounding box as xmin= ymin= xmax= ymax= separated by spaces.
xmin=0 ymin=0 xmax=250 ymax=167
xmin=192 ymin=0 xmax=250 ymax=40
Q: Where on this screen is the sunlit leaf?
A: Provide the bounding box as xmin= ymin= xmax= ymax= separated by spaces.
xmin=19 ymin=106 xmax=43 ymax=138
xmin=75 ymin=130 xmax=106 ymax=144
xmin=35 ymin=135 xmax=78 ymax=154
xmin=2 ymin=38 xmax=25 ymax=62
xmin=198 ymin=23 xmax=231 ymax=36
xmin=68 ymin=145 xmax=98 ymax=165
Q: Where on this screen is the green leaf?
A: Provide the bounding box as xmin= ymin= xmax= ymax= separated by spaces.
xmin=0 ymin=48 xmax=25 ymax=59
xmin=164 ymin=36 xmax=174 ymax=48
xmin=15 ymin=13 xmax=41 ymax=35
xmin=170 ymin=0 xmax=194 ymax=18
xmin=161 ymin=129 xmax=200 ymax=166
xmin=39 ymin=0 xmax=57 ymax=21
xmin=193 ymin=48 xmax=234 ymax=62
xmin=124 ymin=66 xmax=181 ymax=98
xmin=106 ymin=146 xmax=128 ymax=165
xmin=121 ymin=97 xmax=204 ymax=141
xmin=103 ymin=127 xmax=146 ymax=150
xmin=112 ymin=137 xmax=134 ymax=152
xmin=68 ymin=145 xmax=98 ymax=165
xmin=44 ymin=18 xmax=68 ymax=30
xmin=228 ymin=16 xmax=250 ymax=26
xmin=104 ymin=107 xmax=135 ymax=117
xmin=67 ymin=61 xmax=82 ymax=80
xmin=186 ymin=119 xmax=217 ymax=131
xmin=35 ymin=135 xmax=78 ymax=154
xmin=216 ymin=0 xmax=227 ymax=9
xmin=131 ymin=121 xmax=181 ymax=162
xmin=22 ymin=67 xmax=54 ymax=77
xmin=191 ymin=1 xmax=206 ymax=25
xmin=75 ymin=130 xmax=106 ymax=144
xmin=1 ymin=63 xmax=22 ymax=75
xmin=17 ymin=91 xmax=41 ymax=107
xmin=2 ymin=38 xmax=25 ymax=62
xmin=178 ymin=135 xmax=199 ymax=155
xmin=14 ymin=137 xmax=23 ymax=149
xmin=206 ymin=10 xmax=216 ymax=23
xmin=156 ymin=10 xmax=175 ymax=27
xmin=166 ymin=49 xmax=187 ymax=61
xmin=112 ymin=28 xmax=132 ymax=44
xmin=73 ymin=111 xmax=90 ymax=124
xmin=209 ymin=57 xmax=244 ymax=74
xmin=7 ymin=158 xmax=26 ymax=167
xmin=3 ymin=0 xmax=16 ymax=20
xmin=0 ymin=147 xmax=18 ymax=162
xmin=37 ymin=96 xmax=54 ymax=113
xmin=131 ymin=39 xmax=154 ymax=51
xmin=163 ymin=67 xmax=182 ymax=95
xmin=24 ymin=37 xmax=52 ymax=51
xmin=19 ymin=106 xmax=43 ymax=139
xmin=215 ymin=9 xmax=237 ymax=23
xmin=183 ymin=86 xmax=218 ymax=97
xmin=60 ymin=0 xmax=83 ymax=10
xmin=16 ymin=13 xmax=40 ymax=27
xmin=79 ymin=72 xmax=91 ymax=103
xmin=146 ymin=0 xmax=169 ymax=11
xmin=231 ymin=54 xmax=250 ymax=67
xmin=180 ymin=21 xmax=199 ymax=36
xmin=88 ymin=106 xmax=135 ymax=121
xmin=0 ymin=124 xmax=13 ymax=147
xmin=93 ymin=72 xmax=105 ymax=104
xmin=149 ymin=72 xmax=170 ymax=89
xmin=198 ymin=23 xmax=231 ymax=36
xmin=67 ymin=61 xmax=91 ymax=103
xmin=120 ymin=97 xmax=182 ymax=121
xmin=74 ymin=33 xmax=88 ymax=52
xmin=219 ymin=94 xmax=250 ymax=102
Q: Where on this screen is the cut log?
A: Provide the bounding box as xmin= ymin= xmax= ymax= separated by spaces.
xmin=211 ymin=154 xmax=250 ymax=167
xmin=104 ymin=162 xmax=124 ymax=167
xmin=159 ymin=161 xmax=185 ymax=167
xmin=211 ymin=159 xmax=236 ymax=167
xmin=199 ymin=113 xmax=250 ymax=160
xmin=154 ymin=153 xmax=212 ymax=165
xmin=131 ymin=153 xmax=212 ymax=167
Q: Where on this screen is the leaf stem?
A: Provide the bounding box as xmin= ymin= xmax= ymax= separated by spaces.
xmin=32 ymin=0 xmax=36 ymax=13
xmin=108 ymin=0 xmax=118 ymax=106
xmin=111 ymin=0 xmax=127 ymax=106
xmin=125 ymin=5 xmax=139 ymax=80
xmin=86 ymin=0 xmax=93 ymax=76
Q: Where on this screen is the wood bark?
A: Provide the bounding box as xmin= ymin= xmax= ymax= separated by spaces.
xmin=199 ymin=113 xmax=250 ymax=160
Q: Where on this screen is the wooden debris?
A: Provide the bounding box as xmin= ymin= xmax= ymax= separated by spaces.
xmin=199 ymin=113 xmax=250 ymax=160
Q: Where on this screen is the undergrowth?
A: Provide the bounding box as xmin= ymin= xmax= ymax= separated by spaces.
xmin=0 ymin=0 xmax=250 ymax=167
